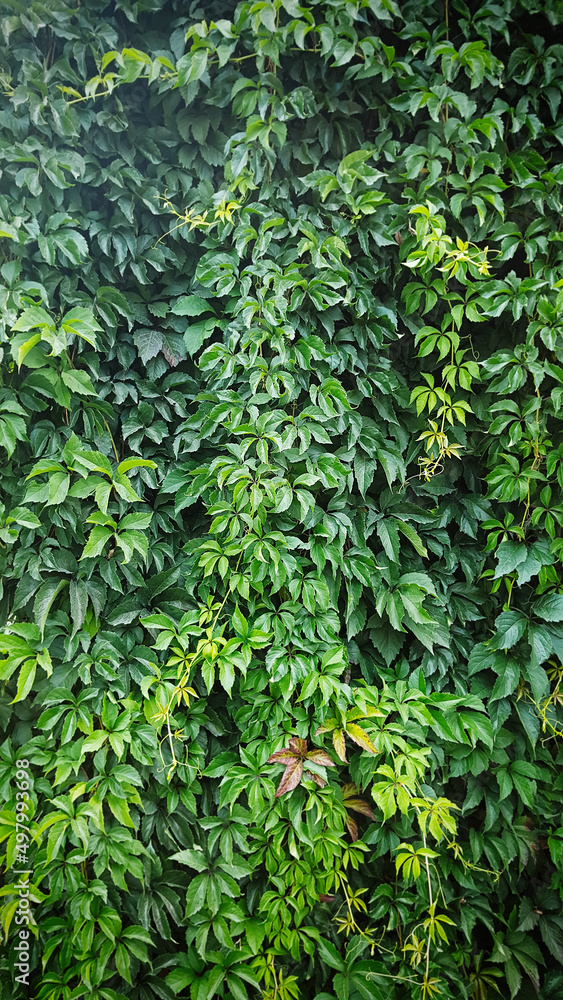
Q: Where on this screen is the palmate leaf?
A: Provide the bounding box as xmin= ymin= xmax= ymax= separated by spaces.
xmin=268 ymin=737 xmax=335 ymax=796
xmin=317 ymin=710 xmax=380 ymax=759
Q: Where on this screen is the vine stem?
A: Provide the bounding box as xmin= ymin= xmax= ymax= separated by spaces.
xmin=160 ymin=549 xmax=244 ymax=777
xmin=104 ymin=419 xmax=120 ymax=463
xmin=519 ymin=386 xmax=543 ymax=533
xmin=411 ymin=800 xmax=434 ymax=997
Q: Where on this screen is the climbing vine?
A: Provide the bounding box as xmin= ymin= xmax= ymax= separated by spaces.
xmin=1 ymin=1 xmax=563 ymax=999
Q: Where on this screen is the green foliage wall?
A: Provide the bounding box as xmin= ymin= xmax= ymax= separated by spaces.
xmin=1 ymin=1 xmax=563 ymax=998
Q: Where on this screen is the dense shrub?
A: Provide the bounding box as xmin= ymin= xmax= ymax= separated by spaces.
xmin=1 ymin=1 xmax=563 ymax=998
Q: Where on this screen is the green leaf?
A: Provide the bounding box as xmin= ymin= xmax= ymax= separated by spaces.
xmin=171 ymin=295 xmax=214 ymax=316
xmin=34 ymin=579 xmax=68 ymax=637
xmin=61 ymin=369 xmax=97 ymax=396
xmin=117 ymin=458 xmax=157 ymax=475
xmin=7 ymin=507 xmax=41 ymax=529
xmin=133 ymin=328 xmax=163 ymax=364
xmin=459 ymin=711 xmax=494 ymax=749
xmin=82 ymin=730 xmax=109 ymax=753
xmin=10 ymin=658 xmax=37 ymax=704
xmin=80 ymin=525 xmax=113 ymax=560
xmin=46 ymin=472 xmax=70 ymax=506
xmin=12 ymin=306 xmax=55 ymax=333
xmin=107 ymin=793 xmax=134 ymax=828
xmin=317 ymin=937 xmax=345 ymax=971
xmin=184 ymin=318 xmax=219 ymax=357
xmin=60 ymin=307 xmax=101 ymax=347
xmin=396 ymin=519 xmax=428 ymax=557
xmin=533 ymin=593 xmax=563 ymax=622
xmin=17 ymin=333 xmax=42 ymax=368
xmin=118 ymin=512 xmax=153 ymax=531
xmin=218 ymin=658 xmax=235 ymax=696
xmin=169 ymin=849 xmax=208 ymax=872
xmin=69 ymin=579 xmax=89 ymax=635
xmin=488 ymin=611 xmax=528 ymax=650
xmin=493 ymin=540 xmax=527 ymax=577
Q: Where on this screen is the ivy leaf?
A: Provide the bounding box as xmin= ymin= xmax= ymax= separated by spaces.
xmin=61 ymin=369 xmax=97 ymax=396
xmin=133 ymin=328 xmax=163 ymax=364
xmin=171 ymin=295 xmax=214 ymax=316
xmin=488 ymin=611 xmax=528 ymax=650
xmin=34 ymin=579 xmax=68 ymax=637
xmin=346 ymin=724 xmax=379 ymax=754
xmin=80 ymin=526 xmax=113 ymax=560
xmin=59 ymin=307 xmax=101 ymax=347
xmin=10 ymin=657 xmax=37 ymax=703
xmin=533 ymin=593 xmax=563 ymax=622
xmin=273 ymin=756 xmax=303 ymax=797
xmin=184 ymin=318 xmax=220 ymax=357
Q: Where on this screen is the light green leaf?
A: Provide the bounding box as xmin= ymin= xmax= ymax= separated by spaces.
xmin=117 ymin=458 xmax=157 ymax=475
xmin=80 ymin=525 xmax=113 ymax=560
xmin=10 ymin=658 xmax=37 ymax=703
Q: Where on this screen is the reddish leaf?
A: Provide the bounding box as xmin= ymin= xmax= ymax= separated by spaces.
xmin=162 ymin=343 xmax=179 ymax=366
xmin=275 ymin=757 xmax=303 ymax=797
xmin=306 ymin=749 xmax=335 ymax=767
xmin=345 ymin=815 xmax=359 ymax=841
xmin=305 ymin=768 xmax=326 ymax=788
xmin=344 ymin=797 xmax=375 ymax=820
xmin=342 ymin=783 xmax=358 ymax=798
xmin=268 ymin=750 xmax=299 ymax=764
xmin=288 ymin=736 xmax=307 ymax=756
xmin=342 ymin=782 xmax=375 ymax=836
xmin=269 ymin=736 xmax=334 ymax=796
